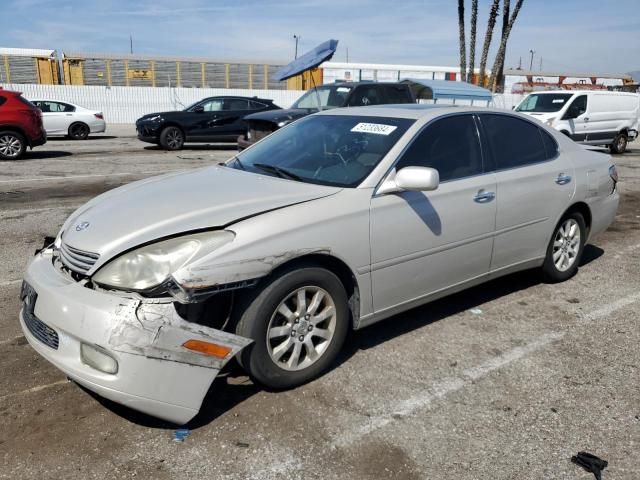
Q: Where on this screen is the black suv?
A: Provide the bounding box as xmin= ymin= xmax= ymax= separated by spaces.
xmin=136 ymin=96 xmax=280 ymax=150
xmin=238 ymin=82 xmax=414 ymax=149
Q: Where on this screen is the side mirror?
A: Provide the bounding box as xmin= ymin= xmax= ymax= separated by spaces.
xmin=377 ymin=166 xmax=440 ymax=195
xmin=194 ymin=105 xmax=204 ymax=113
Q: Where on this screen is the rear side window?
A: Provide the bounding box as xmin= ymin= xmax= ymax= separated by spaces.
xmin=249 ymin=100 xmax=267 ymax=109
xmin=224 ymin=99 xmax=250 ymax=110
xmin=382 ymin=86 xmax=410 ymax=104
xmin=481 ymin=114 xmax=547 ymax=169
xmin=0 ymin=96 xmax=6 ymax=107
xmin=348 ymin=86 xmax=384 ymax=106
xmin=540 ymin=129 xmax=558 ymax=159
xmin=396 ymin=114 xmax=483 ymax=182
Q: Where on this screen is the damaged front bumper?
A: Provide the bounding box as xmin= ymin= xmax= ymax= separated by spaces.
xmin=19 ymin=250 xmax=252 ymax=424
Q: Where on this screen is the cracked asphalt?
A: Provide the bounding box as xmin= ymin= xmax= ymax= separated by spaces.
xmin=1 ymin=126 xmax=638 ymax=479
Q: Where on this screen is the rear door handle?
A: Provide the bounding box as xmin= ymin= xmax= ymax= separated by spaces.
xmin=474 ymin=191 xmax=495 ymax=203
xmin=556 ymin=174 xmax=572 ymax=185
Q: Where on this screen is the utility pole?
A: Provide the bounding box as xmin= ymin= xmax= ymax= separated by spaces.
xmin=130 ymin=34 xmax=133 ymax=54
xmin=529 ymin=49 xmax=535 ymax=71
xmin=539 ymin=57 xmax=543 ymax=71
xmin=518 ymin=56 xmax=522 ymax=70
xmin=346 ymin=47 xmax=349 ymax=63
xmin=293 ymin=35 xmax=300 ymax=59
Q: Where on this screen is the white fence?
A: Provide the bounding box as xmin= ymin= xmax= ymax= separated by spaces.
xmin=0 ymin=84 xmax=305 ymax=123
xmin=1 ymin=83 xmax=521 ymax=123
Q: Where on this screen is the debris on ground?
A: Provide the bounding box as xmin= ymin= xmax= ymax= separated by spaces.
xmin=571 ymin=451 xmax=608 ymax=480
xmin=173 ymin=429 xmax=191 ymax=443
xmin=469 ymin=308 xmax=483 ymax=315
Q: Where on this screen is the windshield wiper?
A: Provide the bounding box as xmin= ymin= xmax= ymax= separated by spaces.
xmin=253 ymin=163 xmax=302 ymax=181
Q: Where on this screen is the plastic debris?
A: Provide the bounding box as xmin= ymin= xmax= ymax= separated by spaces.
xmin=173 ymin=428 xmax=191 ymax=443
xmin=469 ymin=308 xmax=483 ymax=315
xmin=571 ymin=451 xmax=608 ymax=480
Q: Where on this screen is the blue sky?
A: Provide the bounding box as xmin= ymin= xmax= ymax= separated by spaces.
xmin=2 ymin=0 xmax=638 ymax=73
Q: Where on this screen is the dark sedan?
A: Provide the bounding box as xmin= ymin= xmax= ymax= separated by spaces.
xmin=136 ymin=96 xmax=280 ymax=150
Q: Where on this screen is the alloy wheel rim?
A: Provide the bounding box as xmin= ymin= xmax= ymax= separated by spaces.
xmin=72 ymin=124 xmax=87 ymax=138
xmin=0 ymin=135 xmax=21 ymax=157
xmin=266 ymin=286 xmax=337 ymax=371
xmin=552 ymin=218 xmax=580 ymax=272
xmin=167 ymin=129 xmax=182 ymax=148
xmin=617 ymin=137 xmax=626 ymax=150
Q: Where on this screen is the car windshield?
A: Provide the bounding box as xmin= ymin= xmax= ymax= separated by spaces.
xmin=291 ymin=85 xmax=353 ymax=110
xmin=516 ymin=93 xmax=574 ymax=113
xmin=232 ymin=114 xmax=414 ymax=187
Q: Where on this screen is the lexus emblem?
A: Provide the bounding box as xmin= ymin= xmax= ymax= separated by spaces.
xmin=75 ymin=221 xmax=90 ymax=232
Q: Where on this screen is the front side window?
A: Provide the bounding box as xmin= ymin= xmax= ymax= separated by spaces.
xmin=516 ymin=93 xmax=573 ymax=113
xmin=481 ymin=114 xmax=547 ymax=169
xmin=192 ymin=99 xmax=223 ymax=112
xmin=563 ymin=95 xmax=587 ymax=119
xmin=233 ymin=115 xmax=414 ymax=187
xmin=395 ymin=115 xmax=483 ymax=182
xmin=292 ymin=86 xmax=353 ymax=110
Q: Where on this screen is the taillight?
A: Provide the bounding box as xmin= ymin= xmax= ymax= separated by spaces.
xmin=94 ymin=113 xmax=104 ymax=119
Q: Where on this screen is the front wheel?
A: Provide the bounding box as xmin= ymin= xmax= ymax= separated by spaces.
xmin=233 ymin=266 xmax=349 ymax=389
xmin=542 ymin=212 xmax=586 ymax=282
xmin=610 ymin=133 xmax=627 ymax=154
xmin=159 ymin=126 xmax=184 ymax=150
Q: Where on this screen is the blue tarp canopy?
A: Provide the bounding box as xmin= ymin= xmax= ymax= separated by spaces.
xmin=402 ymin=78 xmax=493 ymax=103
xmin=272 ymin=39 xmax=339 ymax=81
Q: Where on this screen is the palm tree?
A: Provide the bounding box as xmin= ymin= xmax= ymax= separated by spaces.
xmin=458 ymin=0 xmax=466 ymax=82
xmin=467 ymin=0 xmax=478 ymax=82
xmin=493 ymin=0 xmax=510 ymax=88
xmin=478 ymin=0 xmax=500 ymax=86
xmin=489 ymin=0 xmax=525 ymax=91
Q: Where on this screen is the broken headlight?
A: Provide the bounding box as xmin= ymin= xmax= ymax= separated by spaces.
xmin=92 ymin=231 xmax=234 ymax=291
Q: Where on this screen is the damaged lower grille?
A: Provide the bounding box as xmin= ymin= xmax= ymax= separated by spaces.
xmin=58 ymin=242 xmax=99 ymax=274
xmin=22 ymin=282 xmax=59 ymax=350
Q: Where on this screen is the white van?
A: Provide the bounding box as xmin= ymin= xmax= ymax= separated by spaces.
xmin=515 ymin=90 xmax=639 ymax=153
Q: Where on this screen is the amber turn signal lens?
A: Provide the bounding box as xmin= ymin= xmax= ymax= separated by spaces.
xmin=182 ymin=340 xmax=232 ymax=359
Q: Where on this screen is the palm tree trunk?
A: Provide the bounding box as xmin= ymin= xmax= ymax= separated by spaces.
xmin=494 ymin=0 xmax=510 ymax=90
xmin=467 ymin=0 xmax=478 ymax=83
xmin=478 ymin=0 xmax=500 ymax=86
xmin=458 ymin=0 xmax=466 ymax=82
xmin=489 ymin=0 xmax=524 ymax=92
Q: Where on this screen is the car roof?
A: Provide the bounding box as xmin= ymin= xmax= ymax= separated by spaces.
xmin=203 ymin=95 xmax=274 ymax=102
xmin=315 ymin=104 xmax=515 ymax=120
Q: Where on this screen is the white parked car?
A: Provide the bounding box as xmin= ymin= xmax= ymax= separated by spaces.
xmin=516 ymin=90 xmax=640 ymax=154
xmin=31 ymin=100 xmax=106 ymax=140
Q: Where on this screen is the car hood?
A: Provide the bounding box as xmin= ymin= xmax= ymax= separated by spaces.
xmin=243 ymin=108 xmax=315 ymax=125
xmin=60 ymin=166 xmax=340 ymax=265
xmin=137 ymin=111 xmax=184 ymax=121
xmin=519 ymin=111 xmax=557 ymax=122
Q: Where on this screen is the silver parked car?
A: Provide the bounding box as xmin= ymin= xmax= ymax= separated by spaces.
xmin=20 ymin=106 xmax=619 ymax=424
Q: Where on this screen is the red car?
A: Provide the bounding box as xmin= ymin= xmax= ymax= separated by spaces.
xmin=0 ymin=89 xmax=46 ymax=160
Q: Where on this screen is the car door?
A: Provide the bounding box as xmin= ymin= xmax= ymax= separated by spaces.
xmin=186 ymin=98 xmax=224 ymax=139
xmin=36 ymin=101 xmax=70 ymax=134
xmin=208 ymin=98 xmax=252 ymax=137
xmin=370 ymin=114 xmax=497 ymax=313
xmin=561 ymin=94 xmax=588 ymax=141
xmin=478 ymin=113 xmax=575 ymax=272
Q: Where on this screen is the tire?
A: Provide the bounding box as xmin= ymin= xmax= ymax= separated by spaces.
xmin=610 ymin=133 xmax=627 ymax=154
xmin=159 ymin=126 xmax=184 ymax=150
xmin=0 ymin=131 xmax=26 ymax=160
xmin=233 ymin=266 xmax=349 ymax=389
xmin=542 ymin=212 xmax=586 ymax=283
xmin=68 ymin=122 xmax=90 ymax=140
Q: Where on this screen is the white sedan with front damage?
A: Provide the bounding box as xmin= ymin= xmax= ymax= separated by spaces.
xmin=20 ymin=106 xmax=619 ymax=424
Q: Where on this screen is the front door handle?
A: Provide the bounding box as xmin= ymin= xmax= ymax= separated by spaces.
xmin=556 ymin=174 xmax=572 ymax=185
xmin=584 ymin=117 xmax=589 ymax=122
xmin=474 ymin=191 xmax=496 ymax=203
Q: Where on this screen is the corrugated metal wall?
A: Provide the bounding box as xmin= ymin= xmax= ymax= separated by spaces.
xmin=0 ymin=83 xmax=304 ymax=123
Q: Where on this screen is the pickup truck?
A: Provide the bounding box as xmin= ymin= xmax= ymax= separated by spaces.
xmin=238 ymin=82 xmax=415 ymax=150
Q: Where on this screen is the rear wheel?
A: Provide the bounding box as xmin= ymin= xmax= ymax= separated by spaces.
xmin=233 ymin=266 xmax=349 ymax=389
xmin=610 ymin=133 xmax=627 ymax=154
xmin=68 ymin=122 xmax=89 ymax=140
xmin=542 ymin=212 xmax=586 ymax=282
xmin=0 ymin=131 xmax=26 ymax=160
xmin=159 ymin=126 xmax=184 ymax=150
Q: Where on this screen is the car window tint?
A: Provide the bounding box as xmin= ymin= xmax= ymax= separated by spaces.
xmin=383 ymin=86 xmax=409 ymax=103
xmin=481 ymin=114 xmax=547 ymax=169
xmin=0 ymin=96 xmax=6 ymax=107
xmin=249 ymin=100 xmax=267 ymax=109
xmin=61 ymin=103 xmax=75 ymax=112
xmin=565 ymin=95 xmax=587 ymax=118
xmin=225 ymin=99 xmax=250 ymax=110
xmin=540 ymin=129 xmax=558 ymax=159
xmin=201 ymin=99 xmax=223 ymax=111
xmin=396 ymin=115 xmax=483 ymax=182
xmin=348 ymin=87 xmax=383 ymax=106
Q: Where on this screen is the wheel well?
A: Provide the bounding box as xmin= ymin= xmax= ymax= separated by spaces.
xmin=0 ymin=126 xmax=26 ymax=138
xmin=160 ymin=122 xmax=184 ymax=135
xmin=565 ymin=202 xmax=592 ymax=234
xmin=560 ymin=130 xmax=571 ymax=138
xmin=270 ymin=253 xmax=360 ymax=327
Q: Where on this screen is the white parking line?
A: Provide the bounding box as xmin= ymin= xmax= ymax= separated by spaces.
xmin=0 ymin=379 xmax=68 ymax=402
xmin=0 ymin=169 xmax=181 ymax=184
xmin=580 ymin=291 xmax=640 ymax=324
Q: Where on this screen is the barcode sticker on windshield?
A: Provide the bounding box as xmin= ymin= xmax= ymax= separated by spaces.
xmin=351 ymin=123 xmax=397 ymax=135
xmin=552 ymin=99 xmax=566 ymax=103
